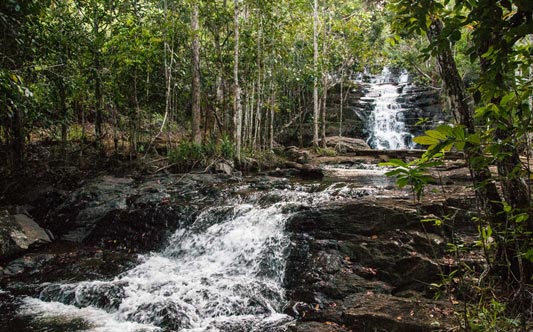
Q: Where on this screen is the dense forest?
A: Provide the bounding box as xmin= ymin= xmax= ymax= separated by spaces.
xmin=1 ymin=0 xmax=533 ymax=331
xmin=1 ymin=0 xmax=393 ymax=170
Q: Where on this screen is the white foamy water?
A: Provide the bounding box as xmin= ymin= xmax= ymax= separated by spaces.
xmin=20 ymin=183 xmax=368 ymax=332
xmin=366 ymin=83 xmax=412 ymax=150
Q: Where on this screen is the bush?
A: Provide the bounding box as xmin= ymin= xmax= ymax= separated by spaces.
xmin=167 ymin=136 xmax=236 ymax=172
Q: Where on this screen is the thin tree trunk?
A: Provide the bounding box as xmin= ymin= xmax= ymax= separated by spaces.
xmin=270 ymin=84 xmax=275 ymax=151
xmin=312 ymin=0 xmax=319 ymax=148
xmin=93 ymin=8 xmax=103 ymax=146
xmin=145 ymin=0 xmax=172 ymax=157
xmin=191 ymin=2 xmax=202 ymax=144
xmin=233 ymin=0 xmax=242 ymax=163
xmin=339 ymin=71 xmax=343 ymax=137
xmin=253 ymin=18 xmax=262 ymax=150
xmin=133 ymin=69 xmax=140 ymax=153
xmin=320 ymin=6 xmax=329 ymax=148
xmin=215 ymin=76 xmax=224 ymax=135
xmin=60 ymin=81 xmax=68 ymax=143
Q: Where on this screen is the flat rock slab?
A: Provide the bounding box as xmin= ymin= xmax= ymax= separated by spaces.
xmin=289 ymin=321 xmax=349 ymax=332
xmin=343 ymin=293 xmax=453 ymax=332
xmin=285 ymin=196 xmax=464 ymax=332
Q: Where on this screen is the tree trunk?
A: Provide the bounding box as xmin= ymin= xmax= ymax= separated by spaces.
xmin=191 ymin=2 xmax=202 ymax=144
xmin=427 ymin=18 xmax=502 ymax=217
xmin=312 ymin=0 xmax=319 ymax=148
xmin=93 ymin=9 xmax=103 ymax=145
xmin=233 ymin=0 xmax=242 ymax=163
xmin=270 ymin=85 xmax=275 ymax=151
xmin=474 ymin=7 xmax=531 ymax=287
xmin=253 ymin=17 xmax=262 ymax=150
xmin=320 ymin=12 xmax=328 ymax=148
xmin=59 ymin=81 xmax=68 ymax=143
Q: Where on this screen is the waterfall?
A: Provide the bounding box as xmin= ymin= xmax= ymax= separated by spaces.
xmin=365 ymin=68 xmax=413 ymax=150
xmin=19 ymin=183 xmax=370 ymax=332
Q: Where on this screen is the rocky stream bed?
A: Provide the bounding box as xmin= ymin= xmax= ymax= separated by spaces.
xmin=0 ymin=162 xmax=477 ymax=332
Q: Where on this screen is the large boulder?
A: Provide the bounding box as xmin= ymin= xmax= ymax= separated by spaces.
xmin=43 ymin=174 xmax=229 ymax=249
xmin=284 ymin=196 xmax=461 ymax=332
xmin=0 ymin=211 xmax=51 ymax=259
xmin=324 ymin=136 xmax=370 ymax=152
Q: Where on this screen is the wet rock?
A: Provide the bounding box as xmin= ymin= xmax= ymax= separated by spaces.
xmin=285 ymin=196 xmax=458 ymax=331
xmin=51 ymin=176 xmax=135 ymax=242
xmin=84 ymin=205 xmax=195 ymax=252
xmin=215 ymin=161 xmax=234 ymax=175
xmin=126 ymin=300 xmax=191 ymax=331
xmin=288 ymin=321 xmax=349 ymax=332
xmin=342 ymin=293 xmax=453 ymax=332
xmin=0 ymin=211 xmax=51 ymax=260
xmin=1 ymin=246 xmax=138 ymax=289
xmin=38 ymin=281 xmax=126 ymax=311
xmin=1 ymin=254 xmax=55 ymax=278
xmin=287 ymin=199 xmax=419 ymax=237
xmin=43 ymin=174 xmax=225 ymax=246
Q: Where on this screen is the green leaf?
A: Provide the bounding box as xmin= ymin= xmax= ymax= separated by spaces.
xmin=397 ymin=177 xmax=409 ymax=188
xmin=413 ymin=135 xmax=440 ymax=146
xmin=425 ymin=129 xmax=447 ymax=140
xmin=515 ymin=213 xmax=528 ymax=223
xmin=380 ymin=159 xmax=408 ymax=168
xmin=466 ymin=133 xmax=481 ymax=144
xmin=500 ymin=92 xmax=515 ymax=107
xmin=523 ymin=249 xmax=533 ymax=263
xmin=385 ymin=169 xmax=408 ymax=177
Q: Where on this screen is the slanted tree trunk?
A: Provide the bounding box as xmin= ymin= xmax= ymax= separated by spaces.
xmin=427 ymin=18 xmax=502 ymax=218
xmin=191 ymin=2 xmax=202 ymax=144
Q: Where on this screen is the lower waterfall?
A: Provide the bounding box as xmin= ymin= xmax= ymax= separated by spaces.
xmin=19 ymin=183 xmax=370 ymax=332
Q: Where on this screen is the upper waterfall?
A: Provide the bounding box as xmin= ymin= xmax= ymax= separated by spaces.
xmin=356 ymin=67 xmax=415 ymax=150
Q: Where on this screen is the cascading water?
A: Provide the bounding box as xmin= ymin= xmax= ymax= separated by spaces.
xmin=365 ymin=68 xmax=413 ymax=150
xmin=18 ymin=183 xmax=373 ymax=332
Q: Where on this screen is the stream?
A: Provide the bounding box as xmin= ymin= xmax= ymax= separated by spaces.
xmin=2 ymin=176 xmax=391 ymax=332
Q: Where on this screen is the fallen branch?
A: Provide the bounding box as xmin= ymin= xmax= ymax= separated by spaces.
xmin=150 ymin=163 xmax=176 ymax=174
xmin=146 ymin=157 xmax=168 ymax=164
